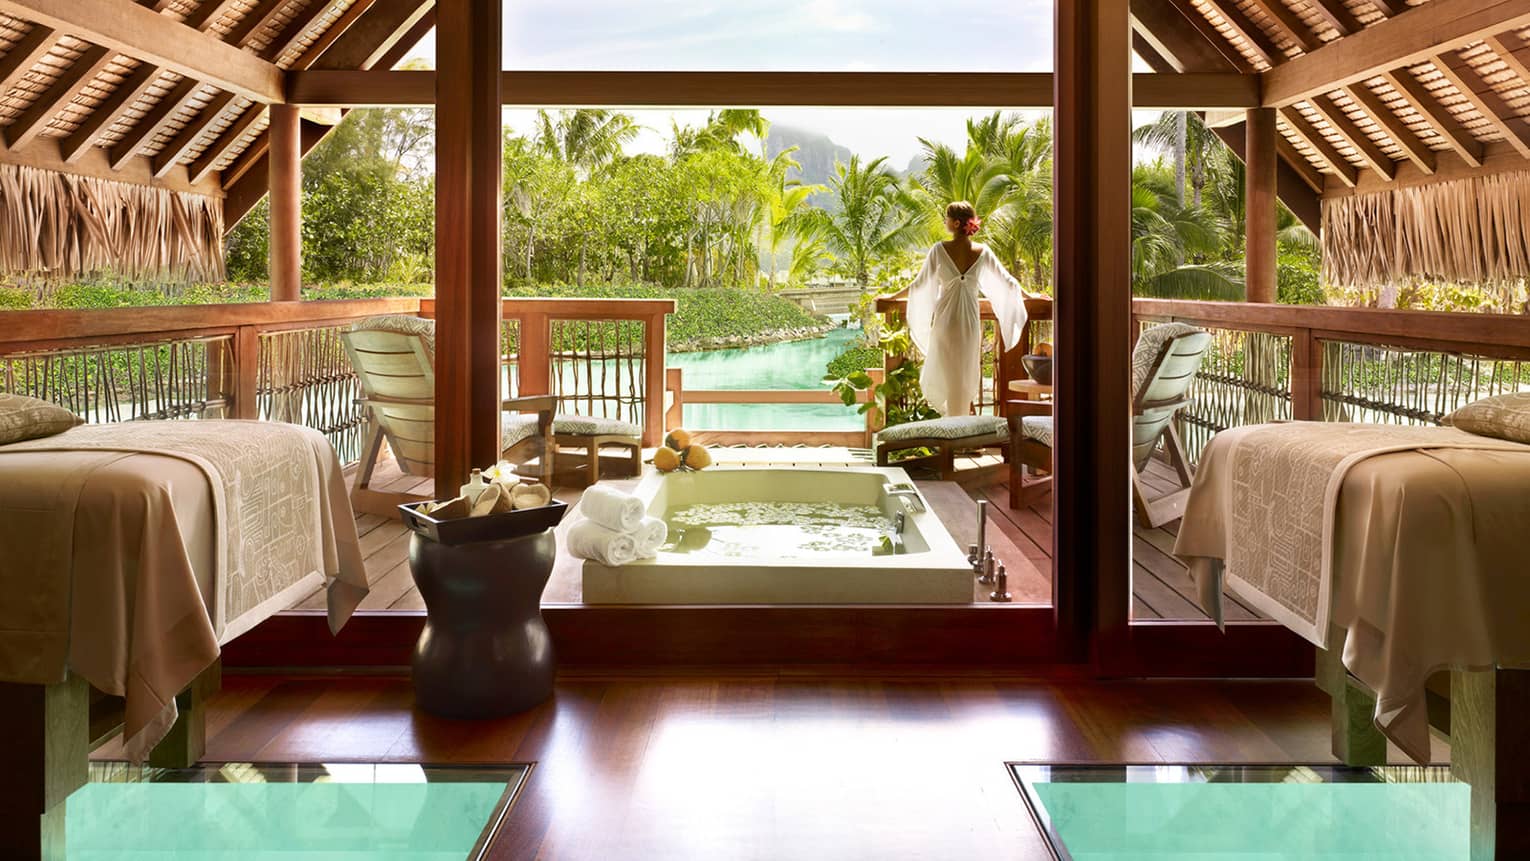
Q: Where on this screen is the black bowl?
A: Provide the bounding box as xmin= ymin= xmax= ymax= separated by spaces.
xmin=1021 ymin=355 xmax=1053 ymax=386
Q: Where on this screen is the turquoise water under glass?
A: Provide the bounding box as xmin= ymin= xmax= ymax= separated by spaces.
xmin=1016 ymin=765 xmax=1468 ymax=860
xmin=667 ymin=325 xmax=866 ymax=431
xmin=66 ymin=762 xmax=525 ymax=860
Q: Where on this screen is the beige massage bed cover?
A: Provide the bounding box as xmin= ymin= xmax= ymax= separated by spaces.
xmin=0 ymin=421 xmax=368 ymax=759
xmin=1175 ymin=423 xmax=1530 ymax=763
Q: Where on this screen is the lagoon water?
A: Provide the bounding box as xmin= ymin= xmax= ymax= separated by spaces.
xmin=667 ymin=325 xmax=866 ymax=431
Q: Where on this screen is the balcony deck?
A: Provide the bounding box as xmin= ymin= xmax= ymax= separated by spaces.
xmin=312 ymin=450 xmax=1248 ymax=621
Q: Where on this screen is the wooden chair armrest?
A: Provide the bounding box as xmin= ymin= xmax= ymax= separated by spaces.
xmin=502 ymin=395 xmax=558 ymax=414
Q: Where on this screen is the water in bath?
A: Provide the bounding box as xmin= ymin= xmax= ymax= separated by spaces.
xmin=662 ymin=501 xmax=897 ymax=560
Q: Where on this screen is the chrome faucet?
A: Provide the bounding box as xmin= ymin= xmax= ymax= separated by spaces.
xmin=886 ymin=486 xmax=925 ymax=513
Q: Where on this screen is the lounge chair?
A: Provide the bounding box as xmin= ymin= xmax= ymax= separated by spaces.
xmin=342 ymin=315 xmax=558 ymax=515
xmin=874 ymin=414 xmax=1011 ymax=484
xmin=1007 ymin=322 xmax=1212 ymax=526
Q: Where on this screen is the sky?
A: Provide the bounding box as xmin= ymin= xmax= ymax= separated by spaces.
xmin=402 ymin=0 xmax=1158 ymax=167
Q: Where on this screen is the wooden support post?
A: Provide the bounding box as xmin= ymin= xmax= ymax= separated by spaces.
xmin=1290 ymin=328 xmax=1323 ymax=421
xmin=434 ymin=0 xmax=503 ymax=492
xmin=664 ymin=367 xmax=684 ymax=432
xmin=268 ymin=103 xmax=303 ymax=302
xmin=1245 ymin=107 xmax=1278 ymax=304
xmin=643 ymin=312 xmax=667 ymax=447
xmin=231 ymin=324 xmax=261 ymax=420
xmin=1315 ymin=647 xmax=1387 ymax=766
xmin=1452 ymin=668 xmax=1530 ymax=861
xmin=1054 ymin=0 xmax=1133 ymax=666
xmin=0 ymin=675 xmax=88 ymax=860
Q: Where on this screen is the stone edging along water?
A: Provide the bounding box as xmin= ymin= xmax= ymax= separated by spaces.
xmin=669 ymin=321 xmax=838 ymax=353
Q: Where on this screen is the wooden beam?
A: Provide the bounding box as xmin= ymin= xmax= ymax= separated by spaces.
xmin=1305 ymin=0 xmax=1363 ymax=37
xmin=60 ymin=63 xmax=161 ymax=163
xmin=261 ymin=0 xmax=348 ymax=63
xmin=1432 ymin=52 xmax=1530 ymax=159
xmin=1262 ymin=0 xmax=1530 ymax=107
xmin=1130 ymin=0 xmax=1240 ymax=73
xmin=434 ymin=0 xmax=503 ymax=491
xmin=1485 ymin=33 xmax=1530 ymax=85
xmin=312 ymin=0 xmax=436 ymax=71
xmin=288 ymin=0 xmax=380 ymax=69
xmin=1368 ymin=0 xmax=1407 ymax=17
xmin=268 ymin=103 xmax=302 ymax=301
xmin=1343 ymin=82 xmax=1437 ymax=174
xmin=108 ymin=76 xmax=202 ymax=170
xmin=287 ymin=70 xmax=1260 ymax=108
xmin=1279 ymin=106 xmax=1360 ymax=187
xmin=1054 ymin=0 xmax=1133 ymax=665
xmin=1277 ymin=136 xmax=1326 ymax=192
xmin=1198 ymin=0 xmax=1284 ymax=67
xmin=187 ymin=104 xmax=264 ymax=184
xmin=1164 ymin=0 xmax=1258 ymax=72
xmin=1303 ymin=93 xmax=1397 ymax=180
xmin=219 ymin=0 xmax=288 ymax=49
xmin=1245 ymin=0 xmax=1324 ymax=53
xmin=2 ymin=45 xmax=112 ymax=150
xmin=1330 ymin=140 xmax=1530 ymax=197
xmin=1380 ymin=68 xmax=1485 ymax=167
xmin=0 ymin=24 xmax=56 ymax=96
xmin=0 ymin=0 xmax=284 ymax=103
xmin=0 ymin=133 xmax=223 ymax=197
xmin=150 ymin=90 xmax=235 ymax=178
xmin=221 ymin=1 xmax=436 ymax=226
xmin=1245 ymin=107 xmax=1278 ymax=303
xmin=181 ymin=0 xmax=244 ymax=32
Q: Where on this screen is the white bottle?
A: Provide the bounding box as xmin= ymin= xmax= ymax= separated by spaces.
xmin=458 ymin=468 xmax=486 ymax=501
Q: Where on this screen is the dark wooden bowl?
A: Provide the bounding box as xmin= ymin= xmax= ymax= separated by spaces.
xmin=1021 ymin=355 xmax=1053 ymax=386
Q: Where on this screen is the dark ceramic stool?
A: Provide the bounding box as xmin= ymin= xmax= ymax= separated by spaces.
xmin=408 ymin=527 xmax=556 ymax=718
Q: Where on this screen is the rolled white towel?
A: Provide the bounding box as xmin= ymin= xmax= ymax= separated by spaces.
xmin=579 ymin=484 xmax=644 ymax=532
xmin=566 ymin=518 xmax=638 ymax=567
xmin=634 ymin=516 xmax=668 ymax=558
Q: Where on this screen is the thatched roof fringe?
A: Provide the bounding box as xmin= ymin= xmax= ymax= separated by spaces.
xmin=1322 ymin=169 xmax=1530 ymax=290
xmin=0 ymin=163 xmax=223 ymax=283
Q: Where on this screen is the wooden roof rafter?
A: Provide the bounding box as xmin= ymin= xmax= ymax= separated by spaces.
xmin=1341 ymin=80 xmax=1437 ymax=173
xmin=1279 ymin=105 xmax=1361 ymax=187
xmin=1195 ymin=0 xmax=1287 ymax=68
xmin=1428 ymin=49 xmax=1530 ymax=159
xmin=1244 ymin=0 xmax=1325 ymax=54
xmin=1301 ymin=91 xmax=1397 ymax=180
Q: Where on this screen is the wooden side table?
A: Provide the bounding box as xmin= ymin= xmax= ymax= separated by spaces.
xmin=1007 ymin=379 xmax=1053 ymax=402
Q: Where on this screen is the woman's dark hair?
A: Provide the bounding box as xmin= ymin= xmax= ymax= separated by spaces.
xmin=945 ymin=201 xmax=977 ymax=225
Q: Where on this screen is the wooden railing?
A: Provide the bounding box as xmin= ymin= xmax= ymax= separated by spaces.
xmin=1132 ymin=299 xmax=1530 ymax=464
xmin=420 ymin=297 xmax=674 ymax=446
xmin=662 ymin=366 xmax=884 ymax=448
xmin=0 ymin=298 xmax=420 ymax=464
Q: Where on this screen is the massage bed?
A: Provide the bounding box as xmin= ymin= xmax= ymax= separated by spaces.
xmin=0 ymin=419 xmax=370 ymax=859
xmin=1174 ymin=421 xmax=1530 ymax=860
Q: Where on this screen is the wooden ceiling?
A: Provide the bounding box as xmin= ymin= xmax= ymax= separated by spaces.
xmin=0 ymin=0 xmax=432 ymax=210
xmin=0 ymin=0 xmax=1525 ymax=235
xmin=1163 ymin=0 xmax=1530 ymax=195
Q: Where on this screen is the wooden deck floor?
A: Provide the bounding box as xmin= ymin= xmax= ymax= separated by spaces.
xmin=310 ymin=450 xmax=1258 ymax=621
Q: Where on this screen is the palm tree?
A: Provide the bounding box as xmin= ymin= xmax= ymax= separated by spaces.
xmin=1133 ymin=111 xmax=1222 ymax=207
xmin=535 ymin=109 xmax=640 ymax=175
xmin=1130 ymin=164 xmax=1243 ymax=299
xmin=759 ymin=146 xmax=823 ymax=288
xmin=808 ymin=155 xmax=929 ymax=287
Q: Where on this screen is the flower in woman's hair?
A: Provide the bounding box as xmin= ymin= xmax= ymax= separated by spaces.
xmin=963 ymin=216 xmax=982 ymax=236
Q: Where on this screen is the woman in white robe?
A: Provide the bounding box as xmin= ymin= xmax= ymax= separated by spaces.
xmin=892 ymin=201 xmax=1041 ymax=417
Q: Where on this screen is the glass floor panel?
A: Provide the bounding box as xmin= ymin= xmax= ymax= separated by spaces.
xmin=67 ymin=762 xmax=529 ymax=860
xmin=1013 ymin=764 xmax=1467 ymax=861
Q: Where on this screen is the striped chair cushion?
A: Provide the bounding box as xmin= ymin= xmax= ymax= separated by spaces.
xmin=878 ymin=415 xmax=1009 ymax=443
xmin=348 ymin=315 xmax=435 ymax=354
xmin=1018 ymin=415 xmax=1053 ymax=448
xmin=504 ymin=413 xmax=641 ymax=440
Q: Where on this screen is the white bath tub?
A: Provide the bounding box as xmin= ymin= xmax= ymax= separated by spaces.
xmin=580 ymin=466 xmax=973 ymax=604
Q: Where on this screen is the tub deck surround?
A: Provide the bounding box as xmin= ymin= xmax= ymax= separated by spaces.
xmin=580 ymin=467 xmax=974 ymax=605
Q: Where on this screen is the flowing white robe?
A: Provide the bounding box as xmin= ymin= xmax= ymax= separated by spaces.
xmin=905 ymin=243 xmax=1029 ymax=416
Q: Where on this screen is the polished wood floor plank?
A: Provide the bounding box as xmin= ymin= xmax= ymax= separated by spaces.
xmin=176 ymin=672 xmax=1385 ymax=859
